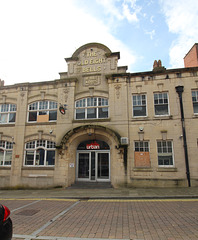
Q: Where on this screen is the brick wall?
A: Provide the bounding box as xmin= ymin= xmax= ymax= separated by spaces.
xmin=184 ymin=44 xmax=198 ymax=67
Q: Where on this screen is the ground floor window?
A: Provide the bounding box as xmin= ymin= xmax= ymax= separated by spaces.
xmin=157 ymin=140 xmax=173 ymax=166
xmin=24 ymin=140 xmax=56 ymax=166
xmin=0 ymin=141 xmax=13 ymax=166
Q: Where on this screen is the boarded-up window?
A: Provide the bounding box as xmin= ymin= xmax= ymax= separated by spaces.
xmin=134 ymin=152 xmax=150 ymax=168
xmin=37 ymin=114 xmax=49 ymax=122
xmin=134 ymin=141 xmax=150 ymax=168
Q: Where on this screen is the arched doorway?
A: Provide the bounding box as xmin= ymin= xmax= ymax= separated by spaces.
xmin=76 ymin=140 xmax=110 ymax=182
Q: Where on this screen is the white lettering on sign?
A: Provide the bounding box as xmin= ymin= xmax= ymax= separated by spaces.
xmin=86 ymin=143 xmax=100 ymax=150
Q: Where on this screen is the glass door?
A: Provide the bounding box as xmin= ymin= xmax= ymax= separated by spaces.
xmin=97 ymin=152 xmax=110 ymax=181
xmin=78 ymin=152 xmax=90 ymax=179
xmin=77 ymin=151 xmax=110 ymax=181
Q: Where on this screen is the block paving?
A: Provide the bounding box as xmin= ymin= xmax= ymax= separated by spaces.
xmin=1 ymin=198 xmax=198 ymax=240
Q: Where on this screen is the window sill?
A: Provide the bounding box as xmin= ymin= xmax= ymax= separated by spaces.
xmin=131 ymin=117 xmax=149 ymax=121
xmin=0 ymin=166 xmax=11 ymax=169
xmin=28 ymin=174 xmax=49 ymax=178
xmin=22 ymin=166 xmax=55 ymax=170
xmin=73 ymin=118 xmax=111 ymax=123
xmin=157 ymin=167 xmax=177 ymax=172
xmin=154 ymin=115 xmax=172 ymax=120
xmin=133 ymin=167 xmax=153 ymax=172
xmin=26 ymin=122 xmax=57 ymax=126
xmin=0 ymin=124 xmax=15 ymax=127
xmin=193 ymin=114 xmax=198 ymax=118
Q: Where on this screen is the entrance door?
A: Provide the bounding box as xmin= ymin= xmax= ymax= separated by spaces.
xmin=78 ymin=152 xmax=90 ymax=179
xmin=97 ymin=152 xmax=109 ymax=180
xmin=77 ymin=151 xmax=110 ymax=181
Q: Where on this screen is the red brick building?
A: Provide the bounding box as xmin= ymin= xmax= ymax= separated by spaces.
xmin=184 ymin=43 xmax=198 ymax=67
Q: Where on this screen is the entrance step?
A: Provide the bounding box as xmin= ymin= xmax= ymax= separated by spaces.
xmin=68 ymin=181 xmax=112 ymax=189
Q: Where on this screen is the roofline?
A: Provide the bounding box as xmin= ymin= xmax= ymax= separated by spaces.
xmin=107 ymin=66 xmax=198 ymax=78
xmin=1 ymin=66 xmax=198 ymax=89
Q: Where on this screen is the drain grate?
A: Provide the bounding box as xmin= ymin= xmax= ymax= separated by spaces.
xmin=16 ymin=209 xmax=40 ymax=216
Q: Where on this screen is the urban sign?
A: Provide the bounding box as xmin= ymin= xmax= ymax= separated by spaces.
xmin=86 ymin=142 xmax=100 ymax=150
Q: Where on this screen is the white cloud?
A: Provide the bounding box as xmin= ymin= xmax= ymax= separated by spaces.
xmin=122 ymin=2 xmax=138 ymax=22
xmin=160 ymin=0 xmax=198 ymax=68
xmin=96 ymin=0 xmax=141 ymax=23
xmin=123 ymin=0 xmax=142 ymax=22
xmin=145 ymin=29 xmax=155 ymax=40
xmin=0 ymin=0 xmax=136 ymax=85
xmin=96 ymin=0 xmax=124 ymax=21
xmin=150 ymin=15 xmax=154 ymax=23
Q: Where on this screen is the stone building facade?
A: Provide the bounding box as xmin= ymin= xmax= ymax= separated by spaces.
xmin=0 ymin=42 xmax=198 ymax=188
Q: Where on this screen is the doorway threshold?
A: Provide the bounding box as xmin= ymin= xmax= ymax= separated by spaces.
xmin=68 ymin=181 xmax=112 ymax=189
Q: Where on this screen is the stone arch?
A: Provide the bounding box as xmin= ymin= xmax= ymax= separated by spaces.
xmin=56 ymin=125 xmax=125 ymax=187
xmin=72 ymin=43 xmax=112 ymax=59
xmin=58 ymin=125 xmax=121 ymax=149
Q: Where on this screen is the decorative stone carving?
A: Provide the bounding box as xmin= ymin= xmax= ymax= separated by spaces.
xmin=38 ymin=130 xmax=43 ymax=140
xmin=89 ymin=87 xmax=94 ymax=96
xmin=63 ymin=88 xmax=69 ymax=102
xmin=83 ymin=75 xmax=101 ymax=86
xmin=20 ymin=92 xmax=25 ymax=104
xmin=115 ymin=84 xmax=121 ymax=99
xmin=40 ymin=91 xmax=45 ymax=100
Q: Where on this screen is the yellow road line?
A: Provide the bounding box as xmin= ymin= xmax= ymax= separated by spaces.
xmin=88 ymin=199 xmax=198 ymax=202
xmin=0 ymin=198 xmax=79 ymax=201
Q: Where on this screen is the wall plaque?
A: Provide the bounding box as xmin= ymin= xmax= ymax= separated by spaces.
xmin=83 ymin=75 xmax=101 ymax=86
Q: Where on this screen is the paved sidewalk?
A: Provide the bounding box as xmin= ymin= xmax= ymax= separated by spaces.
xmin=0 ymin=186 xmax=198 ymax=199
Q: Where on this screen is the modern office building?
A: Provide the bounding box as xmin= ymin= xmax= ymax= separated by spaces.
xmin=0 ymin=42 xmax=198 ymax=188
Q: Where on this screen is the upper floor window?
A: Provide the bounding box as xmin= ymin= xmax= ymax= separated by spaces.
xmin=28 ymin=101 xmax=57 ymax=122
xmin=157 ymin=140 xmax=173 ymax=167
xmin=192 ymin=90 xmax=198 ymax=114
xmin=75 ymin=97 xmax=108 ymax=120
xmin=134 ymin=141 xmax=149 ymax=152
xmin=132 ymin=94 xmax=147 ymax=117
xmin=0 ymin=141 xmax=13 ymax=166
xmin=24 ymin=140 xmax=56 ymax=166
xmin=154 ymin=92 xmax=169 ymax=116
xmin=0 ymin=104 xmax=16 ymax=124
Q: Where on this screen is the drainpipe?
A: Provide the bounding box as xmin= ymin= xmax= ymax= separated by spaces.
xmin=125 ymin=76 xmax=130 ymax=176
xmin=123 ymin=146 xmax=128 ymax=175
xmin=175 ymin=86 xmax=191 ymax=187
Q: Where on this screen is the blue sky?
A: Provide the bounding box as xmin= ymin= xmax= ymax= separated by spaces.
xmin=0 ymin=0 xmax=198 ymax=85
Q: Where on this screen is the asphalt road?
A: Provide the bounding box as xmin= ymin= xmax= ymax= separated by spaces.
xmin=1 ymin=197 xmax=198 ymax=240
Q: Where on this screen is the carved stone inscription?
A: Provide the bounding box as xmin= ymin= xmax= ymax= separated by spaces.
xmin=83 ymin=75 xmax=101 ymax=86
xmin=77 ymin=50 xmax=105 ymax=74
